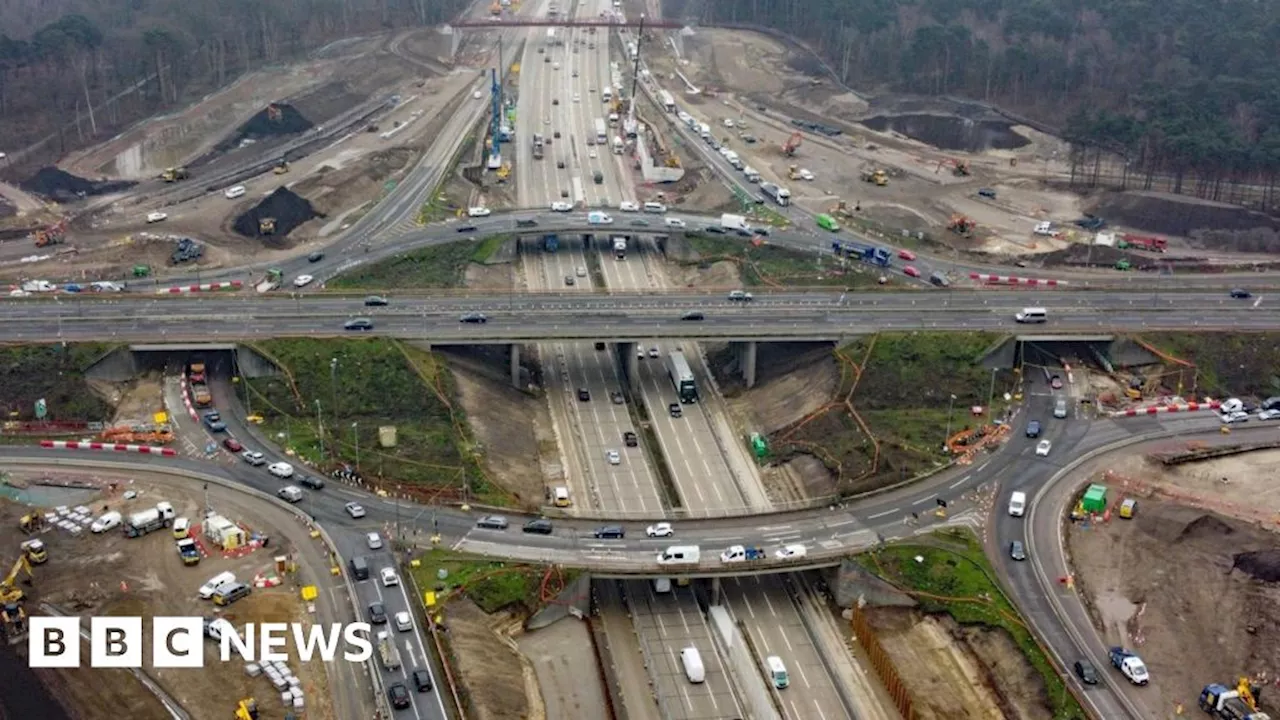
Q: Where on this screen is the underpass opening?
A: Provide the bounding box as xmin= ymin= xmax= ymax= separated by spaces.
xmin=87 ymin=345 xmax=281 ymax=383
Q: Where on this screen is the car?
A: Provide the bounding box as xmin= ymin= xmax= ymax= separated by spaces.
xmin=523 ymin=518 xmax=554 ymax=535
xmin=146 ymin=211 xmax=168 ymax=223
xmin=586 ymin=137 xmax=595 ymax=146
xmin=364 ymin=295 xmax=389 ymax=306
xmin=606 ymin=449 xmax=621 ymax=465
xmin=619 ymin=201 xmax=639 ymax=212
xmin=798 ymin=168 xmax=815 ymax=181
xmin=267 ymin=462 xmax=294 ymax=478
xmin=557 ymin=160 xmax=566 ymax=168
xmin=577 ymin=388 xmax=590 ymax=401
xmin=394 ymin=611 xmax=413 ymax=632
xmin=552 ymin=98 xmax=559 ymax=105
xmin=669 ymin=403 xmax=682 ymax=418
xmin=516 ymin=218 xmax=538 ymax=227
xmin=367 ymin=532 xmax=383 ymax=549
xmin=1035 ymin=439 xmax=1052 ymax=456
xmin=588 ymin=148 xmax=597 ymax=159
xmin=1073 ymin=659 xmax=1099 ymax=685
xmin=665 ymin=217 xmax=686 ymax=228
xmin=978 ymin=187 xmax=997 ymax=198
xmin=1259 ymin=409 xmax=1280 ymax=421
xmin=1054 ymin=398 xmax=1068 ymax=418
xmin=457 ymin=224 xmax=477 ymax=233
xmin=564 ymin=275 xmax=575 ymax=286
xmin=1230 ymin=288 xmax=1252 ymax=299
xmin=630 ymin=219 xmax=650 ymax=227
xmin=550 ymin=201 xmax=573 ymax=212
xmin=648 ymin=347 xmax=660 ymax=358
xmin=623 ymin=431 xmax=638 ymax=447
xmin=903 ymin=265 xmax=921 ymax=278
xmin=775 ymin=544 xmax=807 ymax=560
xmin=368 ymin=602 xmax=388 ymax=624
xmin=646 ymin=522 xmax=674 ymax=538
xmin=553 ymin=131 xmax=561 ymax=139
xmin=736 ymin=229 xmax=753 ymax=237
xmin=380 ymin=567 xmax=399 ymax=586
xmin=1025 ymin=420 xmax=1041 ymax=438
xmin=703 ymin=225 xmax=726 ymax=234
xmin=308 ymin=251 xmax=325 ymax=263
xmin=222 ymin=437 xmax=243 ymax=452
xmin=637 ymin=345 xmax=646 ymax=359
xmin=610 ymin=391 xmax=624 ymax=404
xmin=387 ymin=682 xmax=411 ymax=709
xmin=680 ymin=311 xmax=705 ymax=321
xmin=293 ymin=274 xmax=314 ymax=288
xmin=476 ymin=515 xmax=509 ymax=530
xmin=594 ymin=525 xmax=625 ymax=539
xmin=344 ymin=317 xmax=374 ymax=331
xmin=241 ymin=450 xmax=266 ymax=466
xmin=468 ymin=206 xmax=491 ymax=217
xmin=573 ymin=93 xmax=581 ymax=103
xmin=460 ymin=312 xmax=487 ymax=323
xmin=728 ymin=290 xmax=753 ymax=302
xmin=576 ymin=266 xmax=587 ymax=277
xmin=345 ymin=502 xmax=366 ymax=518
xmin=572 ymin=69 xmax=579 ymax=77
xmin=898 ymin=249 xmax=917 ymax=260
xmin=298 ymin=475 xmax=325 ymax=490
xmin=1221 ymin=410 xmax=1250 ymax=424
xmin=1009 ymin=540 xmax=1027 ymax=561
xmin=412 ymin=669 xmax=434 ymax=692
xmin=1050 ymin=375 xmax=1064 ymax=389
xmin=753 ymin=227 xmax=770 ymax=237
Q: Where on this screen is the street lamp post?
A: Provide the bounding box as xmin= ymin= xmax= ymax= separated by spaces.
xmin=944 ymin=394 xmax=957 ymax=452
xmin=314 ymin=399 xmax=324 ymax=459
xmin=987 ymin=368 xmax=998 ymax=421
xmin=329 ymin=358 xmax=339 ymax=422
xmin=352 ymin=421 xmax=360 ymax=471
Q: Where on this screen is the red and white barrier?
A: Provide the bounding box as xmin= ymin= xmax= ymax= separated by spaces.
xmin=1111 ymin=401 xmax=1221 ymax=418
xmin=158 ymin=281 xmax=243 ymax=294
xmin=178 ymin=377 xmax=198 ymax=421
xmin=969 ymin=273 xmax=1067 ymax=287
xmin=41 ymin=440 xmax=177 ymax=456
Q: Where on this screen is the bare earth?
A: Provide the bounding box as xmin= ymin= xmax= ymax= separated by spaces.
xmin=444 ymin=600 xmax=531 ymax=720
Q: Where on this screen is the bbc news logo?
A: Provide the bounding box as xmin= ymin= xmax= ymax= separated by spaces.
xmin=29 ymin=617 xmax=373 ymax=668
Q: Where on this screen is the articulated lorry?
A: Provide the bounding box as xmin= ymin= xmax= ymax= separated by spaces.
xmin=125 ymin=502 xmax=176 ymax=538
xmin=759 ymin=182 xmax=790 ymax=207
xmin=832 ymin=240 xmax=892 ymax=268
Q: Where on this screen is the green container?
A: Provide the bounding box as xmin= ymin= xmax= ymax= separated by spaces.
xmin=1082 ymin=484 xmax=1108 ymax=513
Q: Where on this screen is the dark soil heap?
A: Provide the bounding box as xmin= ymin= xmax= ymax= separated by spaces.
xmin=220 ymin=103 xmax=314 ymax=151
xmin=232 ymin=187 xmax=322 ymax=240
xmin=1233 ymin=550 xmax=1280 ymax=582
xmin=20 ymin=167 xmax=136 ymax=202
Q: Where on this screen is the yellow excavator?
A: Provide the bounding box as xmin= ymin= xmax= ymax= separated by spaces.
xmin=21 ymin=539 xmax=47 ymax=565
xmin=235 ymin=698 xmax=259 ymax=720
xmin=861 ymin=169 xmax=888 ymax=186
xmin=1 ymin=555 xmax=34 ymax=605
xmin=273 ymin=159 xmax=290 ymax=175
xmin=19 ymin=513 xmax=46 ymax=534
xmin=259 ymin=218 xmax=277 ymax=235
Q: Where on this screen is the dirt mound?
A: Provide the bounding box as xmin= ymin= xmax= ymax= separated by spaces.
xmin=1141 ymin=505 xmax=1236 ymax=545
xmin=232 ymin=187 xmax=322 ymax=240
xmin=1039 ymin=243 xmax=1151 ymax=270
xmin=861 ymin=114 xmax=1030 ymax=152
xmin=220 ymin=103 xmax=313 ymax=150
xmin=20 ymin=167 xmax=136 ymax=202
xmin=1089 ymin=191 xmax=1280 ymax=237
xmin=1232 ymin=550 xmax=1280 ymax=582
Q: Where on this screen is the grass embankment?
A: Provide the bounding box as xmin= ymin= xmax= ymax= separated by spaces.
xmin=0 ymin=343 xmax=118 ymax=421
xmin=858 ymin=531 xmax=1087 ymax=719
xmin=328 ymin=237 xmax=508 ymax=289
xmin=407 ymin=548 xmax=580 ymax=614
xmin=1141 ymin=332 xmax=1280 ymax=398
xmin=243 ymin=338 xmax=509 ymax=505
xmin=683 ymin=232 xmax=893 ymax=288
xmin=771 ymin=332 xmax=1011 ymax=494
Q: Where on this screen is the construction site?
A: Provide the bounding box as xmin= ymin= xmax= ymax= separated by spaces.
xmin=0 ymin=469 xmax=332 ymax=720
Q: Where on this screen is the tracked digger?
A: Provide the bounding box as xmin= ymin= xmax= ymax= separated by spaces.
xmin=2 ymin=555 xmax=35 ymax=605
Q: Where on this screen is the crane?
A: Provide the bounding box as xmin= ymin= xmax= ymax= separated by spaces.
xmin=1 ymin=555 xmax=34 ymax=605
xmin=783 ymin=132 xmax=802 ymax=156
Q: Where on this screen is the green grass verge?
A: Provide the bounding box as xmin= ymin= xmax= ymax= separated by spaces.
xmin=0 ymin=343 xmax=118 ymax=421
xmin=328 ymin=237 xmax=508 ymax=289
xmin=1140 ymin=332 xmax=1280 ymax=398
xmin=857 ymin=531 xmax=1087 ymax=720
xmin=243 ymin=338 xmax=504 ymax=503
xmin=683 ymin=232 xmax=894 ymax=288
xmin=407 ymin=548 xmax=580 ymax=614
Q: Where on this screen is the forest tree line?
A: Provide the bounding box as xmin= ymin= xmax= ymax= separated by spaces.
xmin=681 ymin=0 xmax=1280 ymax=206
xmin=0 ymin=0 xmax=471 ymax=165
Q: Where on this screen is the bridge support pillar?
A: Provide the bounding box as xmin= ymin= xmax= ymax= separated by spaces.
xmin=710 ymin=576 xmax=723 ymax=605
xmin=741 ymin=341 xmax=758 ymax=389
xmin=510 ymin=343 xmax=521 ymax=389
xmin=619 ymin=342 xmax=639 ymax=392
xmin=441 ymin=25 xmax=459 ymax=60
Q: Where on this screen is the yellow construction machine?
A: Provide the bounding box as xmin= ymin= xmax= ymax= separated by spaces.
xmin=160 ymin=167 xmax=190 ymax=182
xmin=829 ymin=200 xmax=858 ymax=220
xmin=861 ymin=169 xmax=888 ymax=186
xmin=952 ymin=159 xmax=970 ymax=176
xmin=273 ymin=160 xmax=290 ymax=175
xmin=20 ymin=539 xmax=47 ymax=565
xmin=235 ymin=698 xmax=259 ymax=720
xmin=19 ymin=513 xmax=46 ymax=535
xmin=788 ymin=165 xmax=802 ymax=181
xmin=259 ymin=218 xmax=277 ymax=235
xmin=496 ymin=163 xmax=511 ymax=181
xmin=664 ymin=156 xmax=681 ymax=168
xmin=1 ymin=555 xmax=34 ymax=605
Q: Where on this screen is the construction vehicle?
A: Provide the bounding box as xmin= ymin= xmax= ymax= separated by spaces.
xmin=829 ymin=200 xmax=859 ymax=220
xmin=235 ymin=698 xmax=260 ymax=720
xmin=192 ymin=383 xmax=212 ymax=407
xmin=952 ymin=159 xmax=970 ymax=176
xmin=861 ymin=169 xmax=888 ymax=186
xmin=20 ymin=539 xmax=47 ymax=565
xmin=176 ymin=539 xmax=201 ymax=566
xmin=1108 ymin=647 xmax=1149 ymax=685
xmin=33 ymin=219 xmax=68 ymax=247
xmin=259 ymin=217 xmax=277 ymax=235
xmin=783 ymin=132 xmax=802 ymax=156
xmin=1118 ymin=234 xmax=1168 ymax=252
xmin=377 ymin=630 xmax=401 ymax=670
xmin=188 ymin=361 xmax=207 ymax=384
xmin=496 ymin=163 xmax=511 ymax=181
xmin=19 ymin=513 xmax=46 ymax=535
xmin=255 ymin=268 xmax=283 ymax=293
xmin=1200 ymin=680 xmax=1270 ymax=720
xmin=788 ymin=165 xmax=802 ymax=181
xmin=948 ymin=214 xmax=976 ymax=236
xmin=832 ymin=241 xmax=892 ymax=268
xmin=273 ymin=159 xmax=290 ymax=175
xmin=1 ymin=555 xmax=34 ymax=605
xmin=160 ymin=167 xmax=189 ymax=182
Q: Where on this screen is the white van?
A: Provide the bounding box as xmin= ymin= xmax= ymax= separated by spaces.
xmin=1008 ymin=491 xmax=1027 ymax=517
xmin=652 ymin=577 xmax=672 ymax=593
xmin=224 ymin=185 xmax=246 ymax=199
xmin=1015 ymin=307 xmax=1047 ymax=323
xmin=656 ymin=546 xmax=700 ymax=565
xmin=642 ymin=201 xmax=667 ymax=214
xmin=277 ymin=486 xmax=303 ymax=503
xmin=199 ymin=571 xmax=237 ymax=599
xmin=766 ymin=655 xmax=789 ymax=689
xmin=680 ymin=646 xmax=705 ymax=683
xmin=90 ymin=511 xmax=122 ymax=534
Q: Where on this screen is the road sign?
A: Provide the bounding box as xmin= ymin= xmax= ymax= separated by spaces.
xmin=34 ymin=398 xmax=46 ymax=420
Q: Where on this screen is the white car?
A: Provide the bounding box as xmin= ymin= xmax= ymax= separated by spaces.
xmin=798 ymin=168 xmax=815 ymax=181
xmin=606 ymin=449 xmax=621 ymax=465
xmin=293 ymin=275 xmax=314 ymax=288
xmin=619 ymin=201 xmax=640 ymax=212
xmin=720 ymin=545 xmax=748 ymax=563
xmin=467 ymin=206 xmax=491 ymax=217
xmin=146 ymin=211 xmax=168 ymax=223
xmin=1259 ymin=409 xmax=1280 ymax=420
xmin=775 ymin=544 xmax=807 ymax=560
xmin=588 ymin=149 xmax=597 ymax=158
xmin=367 ymin=532 xmax=383 ymax=549
xmin=550 ymin=201 xmax=573 ymax=212
xmin=472 ymin=90 xmax=483 ymax=100
xmin=576 ymin=266 xmax=587 ymax=278
xmin=395 ymin=611 xmax=413 ymax=632
xmin=664 ymin=217 xmax=686 ymax=228
xmin=648 ymin=347 xmax=660 ymax=358
xmin=241 ymin=450 xmax=266 ymax=466
xmin=573 ymin=93 xmax=581 ymax=103
xmin=646 ymin=522 xmax=673 ymax=538
xmin=637 ymin=345 xmax=646 ymax=359
xmin=345 ymin=502 xmax=366 ymax=518
xmin=1221 ymin=410 xmax=1250 ymax=424
xmin=268 ymin=461 xmax=294 ymax=478
xmin=9 ymin=289 xmax=31 ymax=298
xmin=380 ymin=567 xmax=398 ymax=586
xmin=1035 ymin=440 xmax=1052 ymax=457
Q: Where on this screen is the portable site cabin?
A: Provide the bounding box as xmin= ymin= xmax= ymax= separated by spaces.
xmin=1082 ymin=484 xmax=1108 ymax=514
xmin=203 ymin=513 xmax=247 ymax=549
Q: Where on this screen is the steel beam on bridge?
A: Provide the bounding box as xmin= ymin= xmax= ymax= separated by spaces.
xmin=451 ymin=18 xmax=683 ymax=28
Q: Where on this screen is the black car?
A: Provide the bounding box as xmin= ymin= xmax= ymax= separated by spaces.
xmin=680 ymin=311 xmax=705 ymax=321
xmin=307 ymin=251 xmax=325 ymax=262
xmin=1231 ymin=288 xmax=1252 ymax=299
xmin=1025 ymin=420 xmax=1041 ymax=438
xmin=457 ymin=224 xmax=477 ymax=233
xmin=516 ymin=219 xmax=538 ymax=228
xmin=476 ymin=515 xmax=509 ymax=530
xmin=578 ymin=388 xmax=590 ymax=401
xmin=594 ymin=525 xmax=625 ymax=539
xmin=1009 ymin=541 xmax=1026 ymax=561
xmin=753 ymin=228 xmax=770 ymax=236
xmin=668 ymin=403 xmax=682 ymax=418
xmin=412 ymin=669 xmax=434 ymax=692
xmin=704 ymin=226 xmax=726 ymax=234
xmin=736 ymin=229 xmax=753 ymax=237
xmin=630 ymin=219 xmax=650 ymax=227
xmin=523 ymin=519 xmax=554 ymax=535
xmin=623 ymin=431 xmax=638 ymax=447
xmin=387 ymin=682 xmax=411 ymax=709
xmin=344 ymin=318 xmax=374 ymax=331
xmin=368 ymin=602 xmax=388 ymax=624
xmin=594 ymin=342 xmax=606 ymax=350
xmin=364 ymin=295 xmax=389 ymax=306
xmin=298 ymin=475 xmax=325 ymax=490
xmin=1073 ymin=659 xmax=1099 ymax=685
xmin=557 ymin=160 xmax=566 ymax=169
xmin=460 ymin=312 xmax=487 ymax=324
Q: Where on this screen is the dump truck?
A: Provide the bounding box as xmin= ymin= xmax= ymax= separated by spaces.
xmin=176 ymin=539 xmax=201 ymax=566
xmin=1108 ymin=647 xmax=1149 ymax=685
xmin=1200 ymin=683 xmax=1271 ymax=720
xmin=188 ymin=361 xmax=207 ymax=384
xmin=125 ymin=503 xmax=175 ymax=538
xmin=192 ymin=384 xmax=212 ymax=407
xmin=832 ymin=241 xmax=892 ymax=268
xmin=861 ymin=169 xmax=888 ymax=186
xmin=160 ymin=167 xmax=189 ymax=182
xmin=255 ymin=268 xmax=283 ymax=293
xmin=377 ymin=631 xmax=401 ymax=670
